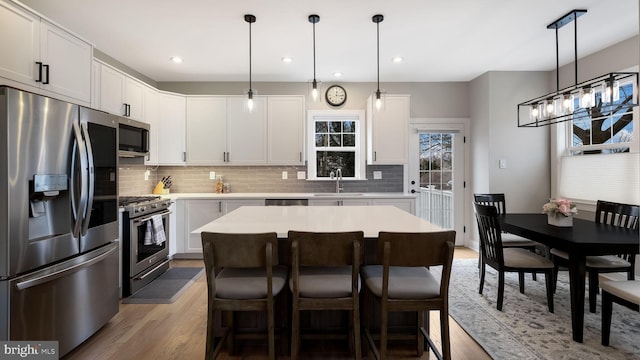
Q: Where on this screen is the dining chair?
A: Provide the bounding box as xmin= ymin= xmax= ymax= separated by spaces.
xmin=474 ymin=203 xmax=555 ymax=312
xmin=599 ymin=277 xmax=640 ymax=346
xmin=550 ymin=200 xmax=639 ymax=313
xmin=201 ymin=232 xmax=288 ymax=360
xmin=473 ymin=194 xmax=541 ymax=275
xmin=360 ymin=230 xmax=455 ymax=360
xmin=288 ymin=230 xmax=363 ymax=360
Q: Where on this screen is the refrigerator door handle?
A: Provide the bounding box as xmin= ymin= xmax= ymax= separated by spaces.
xmin=80 ymin=122 xmax=95 ymax=236
xmin=71 ymin=121 xmax=88 ymax=238
xmin=14 ymin=243 xmax=118 ymax=290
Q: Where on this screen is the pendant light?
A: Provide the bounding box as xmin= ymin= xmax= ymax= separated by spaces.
xmin=372 ymin=14 xmax=384 ymax=110
xmin=245 ymin=14 xmax=256 ymax=112
xmin=309 ymin=14 xmax=320 ymax=101
xmin=517 ymin=9 xmax=638 ymax=127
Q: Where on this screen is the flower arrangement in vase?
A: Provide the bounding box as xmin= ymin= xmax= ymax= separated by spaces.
xmin=542 ymin=198 xmax=577 ymax=227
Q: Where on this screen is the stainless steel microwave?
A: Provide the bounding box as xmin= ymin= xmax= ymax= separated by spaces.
xmin=118 ymin=118 xmax=150 ymax=157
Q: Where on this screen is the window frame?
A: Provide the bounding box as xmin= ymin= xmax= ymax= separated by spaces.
xmin=566 ymin=74 xmax=639 ymax=155
xmin=306 ymin=110 xmax=366 ymax=180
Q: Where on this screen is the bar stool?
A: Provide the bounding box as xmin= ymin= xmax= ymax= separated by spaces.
xmin=201 ymin=232 xmax=288 ymax=360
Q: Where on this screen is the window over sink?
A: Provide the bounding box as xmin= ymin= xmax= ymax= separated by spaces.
xmin=307 ymin=110 xmax=366 ymax=180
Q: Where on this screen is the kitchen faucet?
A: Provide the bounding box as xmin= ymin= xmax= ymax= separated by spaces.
xmin=330 ymin=168 xmax=343 ymax=193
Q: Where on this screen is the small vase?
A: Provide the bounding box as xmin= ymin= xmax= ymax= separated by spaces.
xmin=548 ymin=213 xmax=573 ymax=227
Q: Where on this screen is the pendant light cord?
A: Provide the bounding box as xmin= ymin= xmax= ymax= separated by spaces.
xmin=372 ymin=14 xmax=383 ymax=97
xmin=313 ymin=20 xmax=317 ymax=82
xmin=376 ymin=20 xmax=380 ymax=92
xmin=249 ymin=20 xmax=252 ymax=92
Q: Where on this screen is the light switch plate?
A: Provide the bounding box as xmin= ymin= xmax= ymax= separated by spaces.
xmin=373 ymin=171 xmax=382 ymax=179
xmin=297 ymin=171 xmax=306 ymax=180
xmin=282 ymin=171 xmax=288 ymax=180
xmin=144 ymin=170 xmax=150 ymax=181
xmin=499 ymin=159 xmax=507 ymax=169
xmin=209 ymin=171 xmax=216 ymax=180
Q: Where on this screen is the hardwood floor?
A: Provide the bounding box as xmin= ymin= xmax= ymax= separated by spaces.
xmin=63 ymin=247 xmax=490 ymax=360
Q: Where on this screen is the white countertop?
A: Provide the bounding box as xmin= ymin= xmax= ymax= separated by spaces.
xmin=192 ymin=205 xmax=441 ymax=238
xmin=162 ymin=192 xmax=416 ymax=200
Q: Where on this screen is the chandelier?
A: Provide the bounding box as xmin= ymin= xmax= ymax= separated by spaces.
xmin=517 ymin=10 xmax=639 ymax=127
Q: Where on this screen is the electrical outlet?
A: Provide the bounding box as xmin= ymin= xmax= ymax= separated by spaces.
xmin=373 ymin=171 xmax=382 ymax=180
xmin=144 ymin=170 xmax=150 ymax=181
xmin=209 ymin=171 xmax=216 ymax=180
xmin=282 ymin=171 xmax=288 ymax=180
xmin=297 ymin=171 xmax=306 ymax=180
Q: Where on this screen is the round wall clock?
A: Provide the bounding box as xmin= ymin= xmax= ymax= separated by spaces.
xmin=325 ymin=85 xmax=347 ymax=107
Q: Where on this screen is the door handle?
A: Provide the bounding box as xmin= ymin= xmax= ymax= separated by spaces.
xmin=80 ymin=122 xmax=95 ymax=236
xmin=43 ymin=64 xmax=50 ymax=84
xmin=35 ymin=62 xmax=43 ymax=82
xmin=15 ymin=244 xmax=118 ymax=290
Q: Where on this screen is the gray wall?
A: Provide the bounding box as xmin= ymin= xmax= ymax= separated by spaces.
xmin=157 ymin=81 xmax=469 ymax=118
xmin=469 ymin=71 xmax=551 ymax=213
xmin=552 ymin=35 xmax=639 ymax=89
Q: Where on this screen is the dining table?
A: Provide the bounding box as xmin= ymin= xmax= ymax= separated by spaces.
xmin=500 ymin=213 xmax=639 ymax=343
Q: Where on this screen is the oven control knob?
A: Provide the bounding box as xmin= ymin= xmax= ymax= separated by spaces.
xmin=152 ymin=204 xmax=158 ymax=209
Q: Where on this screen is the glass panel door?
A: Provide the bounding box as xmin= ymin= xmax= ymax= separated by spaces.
xmin=409 ymin=121 xmax=466 ymax=246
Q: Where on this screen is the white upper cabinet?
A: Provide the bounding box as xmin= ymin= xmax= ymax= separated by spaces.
xmin=38 ymin=20 xmax=92 ymax=103
xmin=97 ymin=62 xmax=145 ymax=120
xmin=157 ymin=92 xmax=186 ymax=165
xmin=0 ymin=1 xmax=92 ymax=103
xmin=268 ymin=96 xmax=305 ymax=165
xmin=185 ymin=96 xmax=227 ymax=165
xmin=366 ymin=94 xmax=410 ymax=164
xmin=226 ymin=96 xmax=268 ymax=165
xmin=144 ymin=87 xmax=159 ymax=165
xmin=184 ymin=95 xmax=303 ymax=166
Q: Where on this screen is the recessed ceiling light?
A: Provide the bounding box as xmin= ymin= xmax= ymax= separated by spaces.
xmin=333 ymin=72 xmax=343 ymax=77
xmin=281 ymin=56 xmax=293 ymax=63
xmin=170 ymin=56 xmax=183 ymax=64
xmin=392 ymin=57 xmax=404 ymax=63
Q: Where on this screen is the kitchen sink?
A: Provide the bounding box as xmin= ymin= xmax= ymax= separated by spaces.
xmin=313 ymin=193 xmax=364 ymax=196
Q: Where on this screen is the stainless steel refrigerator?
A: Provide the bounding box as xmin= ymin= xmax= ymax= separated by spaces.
xmin=0 ymin=86 xmax=120 ymax=356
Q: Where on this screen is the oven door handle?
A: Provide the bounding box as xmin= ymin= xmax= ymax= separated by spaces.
xmin=133 ymin=210 xmax=172 ymax=224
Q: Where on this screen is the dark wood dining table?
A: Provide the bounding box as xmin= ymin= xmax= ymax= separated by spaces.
xmin=500 ymin=213 xmax=639 ymax=343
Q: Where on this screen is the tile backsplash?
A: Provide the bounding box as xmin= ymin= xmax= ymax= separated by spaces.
xmin=118 ymin=164 xmax=404 ymax=196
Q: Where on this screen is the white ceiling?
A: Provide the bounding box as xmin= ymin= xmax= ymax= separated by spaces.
xmin=17 ymin=0 xmax=639 ymax=83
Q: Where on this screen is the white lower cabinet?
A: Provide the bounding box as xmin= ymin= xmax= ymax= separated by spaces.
xmin=176 ymin=199 xmax=264 ymax=257
xmin=176 ymin=200 xmax=224 ymax=257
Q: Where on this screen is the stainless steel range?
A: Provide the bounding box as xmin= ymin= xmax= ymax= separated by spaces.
xmin=119 ymin=195 xmax=172 ymax=296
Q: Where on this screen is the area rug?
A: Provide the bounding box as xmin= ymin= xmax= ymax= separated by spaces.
xmin=123 ymin=267 xmax=204 ymax=304
xmin=445 ymin=259 xmax=639 ymax=360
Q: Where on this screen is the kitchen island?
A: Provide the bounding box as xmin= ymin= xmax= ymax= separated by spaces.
xmin=169 ymin=192 xmax=417 ymax=258
xmin=193 ymin=205 xmax=446 ymax=343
